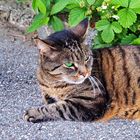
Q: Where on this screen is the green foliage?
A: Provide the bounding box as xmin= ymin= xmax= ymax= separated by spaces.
xmin=87 ymin=0 xmax=95 ymax=5
xmin=51 ymin=16 xmax=64 ymax=31
xmin=27 ymin=13 xmax=49 ymax=33
xmin=118 ymin=8 xmax=136 ymax=28
xmin=96 ymin=20 xmax=122 ymax=43
xmin=131 ymin=38 xmax=140 ymax=45
xmin=68 ymin=8 xmax=86 ymax=26
xmin=35 ymin=0 xmax=46 ymax=15
xmin=51 ymin=0 xmax=70 ymax=15
xmin=26 ymin=0 xmax=140 ymax=48
xmin=121 ymin=34 xmax=137 ymax=45
xmin=96 ymin=20 xmax=110 ymax=31
xmin=95 ymin=0 xmax=140 ymax=47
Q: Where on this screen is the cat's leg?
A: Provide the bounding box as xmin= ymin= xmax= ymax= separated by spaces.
xmin=42 ymin=94 xmax=56 ymax=104
xmin=24 ymin=95 xmax=107 ymax=123
xmin=40 ymin=88 xmax=56 ymax=104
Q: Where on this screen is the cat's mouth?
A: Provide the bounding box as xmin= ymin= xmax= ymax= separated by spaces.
xmin=62 ymin=74 xmax=89 ymax=84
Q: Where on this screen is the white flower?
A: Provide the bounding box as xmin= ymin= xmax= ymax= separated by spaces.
xmin=101 ymin=5 xmax=107 ymax=9
xmin=112 ymin=15 xmax=119 ymax=20
xmin=111 ymin=6 xmax=115 ymax=9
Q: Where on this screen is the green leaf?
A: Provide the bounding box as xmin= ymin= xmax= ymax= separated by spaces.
xmin=68 ymin=8 xmax=86 ymax=26
xmin=129 ymin=0 xmax=140 ymax=14
xmin=67 ymin=0 xmax=79 ymax=4
xmin=118 ymin=8 xmax=137 ymax=28
xmin=37 ymin=0 xmax=46 ymax=14
xmin=46 ymin=0 xmax=51 ymax=9
xmin=32 ymin=0 xmax=47 ymax=14
xmin=95 ymin=20 xmax=110 ymax=31
xmin=111 ymin=0 xmax=129 ymax=7
xmin=54 ymin=0 xmax=60 ymax=3
xmin=93 ymin=34 xmax=103 ymax=44
xmin=66 ymin=3 xmax=80 ymax=9
xmin=93 ymin=44 xmax=108 ymax=49
xmin=94 ymin=0 xmax=104 ymax=8
xmin=27 ymin=14 xmax=49 ymax=33
xmin=101 ymin=26 xmax=114 ymax=43
xmin=121 ymin=34 xmax=137 ymax=45
xmin=131 ymin=38 xmax=140 ymax=45
xmin=32 ymin=0 xmax=37 ymax=11
xmin=87 ymin=0 xmax=95 ymax=5
xmin=51 ymin=16 xmax=64 ymax=31
xmin=51 ymin=0 xmax=70 ymax=15
xmin=129 ymin=24 xmax=137 ymax=32
xmin=93 ymin=35 xmax=108 ymax=49
xmin=111 ymin=22 xmax=122 ymax=33
xmin=45 ymin=0 xmax=51 ymax=16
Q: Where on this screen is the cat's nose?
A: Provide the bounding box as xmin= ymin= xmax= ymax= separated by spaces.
xmin=78 ymin=66 xmax=89 ymax=77
xmin=79 ymin=70 xmax=89 ymax=77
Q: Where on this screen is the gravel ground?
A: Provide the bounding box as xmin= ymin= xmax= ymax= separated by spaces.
xmin=0 ymin=23 xmax=140 ymax=140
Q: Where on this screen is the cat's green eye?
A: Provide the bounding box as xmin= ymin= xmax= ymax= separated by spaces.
xmin=64 ymin=63 xmax=74 ymax=68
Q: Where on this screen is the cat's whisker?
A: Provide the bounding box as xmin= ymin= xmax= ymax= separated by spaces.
xmin=93 ymin=76 xmax=105 ymax=91
xmin=88 ymin=77 xmax=96 ymax=95
xmin=89 ymin=76 xmax=102 ymax=95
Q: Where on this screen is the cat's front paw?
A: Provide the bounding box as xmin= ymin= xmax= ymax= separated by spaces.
xmin=23 ymin=108 xmax=43 ymax=123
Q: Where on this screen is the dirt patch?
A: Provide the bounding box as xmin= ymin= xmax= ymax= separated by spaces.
xmin=0 ymin=0 xmax=34 ymax=30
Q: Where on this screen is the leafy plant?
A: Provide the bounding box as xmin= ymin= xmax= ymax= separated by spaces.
xmin=95 ymin=0 xmax=140 ymax=48
xmin=27 ymin=0 xmax=66 ymax=32
xmin=25 ymin=0 xmax=140 ymax=48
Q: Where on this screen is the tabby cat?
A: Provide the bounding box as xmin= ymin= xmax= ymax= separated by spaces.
xmin=24 ymin=19 xmax=140 ymax=123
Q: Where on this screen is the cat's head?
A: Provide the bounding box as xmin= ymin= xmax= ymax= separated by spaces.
xmin=35 ymin=19 xmax=93 ymax=84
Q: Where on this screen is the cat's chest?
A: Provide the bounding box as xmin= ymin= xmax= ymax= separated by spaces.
xmin=40 ymin=85 xmax=77 ymax=101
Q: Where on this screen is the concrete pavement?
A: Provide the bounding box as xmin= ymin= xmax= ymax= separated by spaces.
xmin=0 ymin=23 xmax=140 ymax=140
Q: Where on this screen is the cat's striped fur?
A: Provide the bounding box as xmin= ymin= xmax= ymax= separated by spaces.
xmin=99 ymin=46 xmax=140 ymax=120
xmin=24 ymin=19 xmax=140 ymax=123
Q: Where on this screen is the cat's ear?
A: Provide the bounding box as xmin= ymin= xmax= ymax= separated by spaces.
xmin=70 ymin=18 xmax=89 ymax=38
xmin=34 ymin=38 xmax=57 ymax=56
